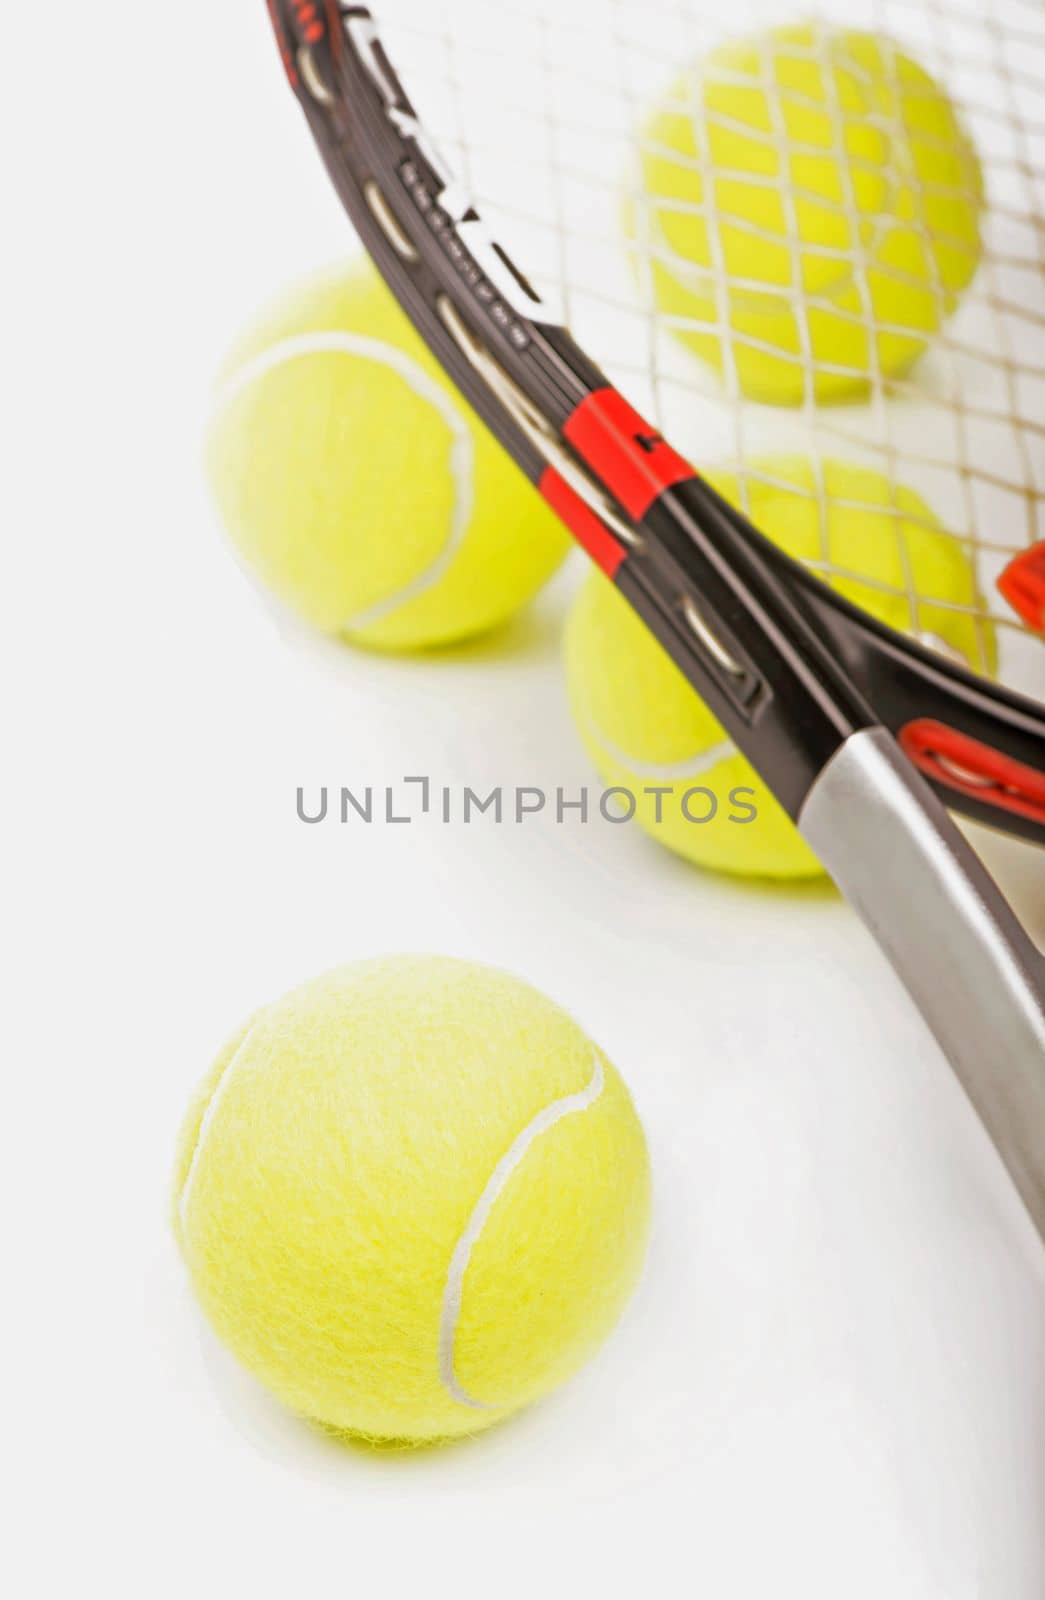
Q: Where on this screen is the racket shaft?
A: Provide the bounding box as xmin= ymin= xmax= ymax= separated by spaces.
xmin=801 ymin=729 xmax=1045 ymax=1237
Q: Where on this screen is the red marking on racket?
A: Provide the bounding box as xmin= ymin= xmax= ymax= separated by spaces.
xmin=901 ymin=719 xmax=1045 ymax=825
xmin=540 ymin=467 xmax=627 ymax=577
xmin=293 ymin=0 xmax=325 ymax=45
xmin=563 ymin=389 xmax=695 ymax=521
xmin=267 ymin=0 xmax=300 ymax=87
xmin=998 ymin=544 xmax=1045 ymax=632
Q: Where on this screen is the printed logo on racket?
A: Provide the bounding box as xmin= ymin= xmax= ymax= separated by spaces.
xmin=273 ymin=2 xmax=553 ymax=332
xmin=344 ymin=6 xmax=562 ymax=332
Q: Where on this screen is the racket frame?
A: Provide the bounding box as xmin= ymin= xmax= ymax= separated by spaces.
xmin=265 ymin=0 xmax=1045 ymax=1240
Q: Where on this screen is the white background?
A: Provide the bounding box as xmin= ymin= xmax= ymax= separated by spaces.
xmin=6 ymin=4 xmax=1045 ymax=1596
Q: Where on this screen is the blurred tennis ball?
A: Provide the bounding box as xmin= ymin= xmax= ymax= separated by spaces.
xmin=173 ymin=955 xmax=650 ymax=1444
xmin=206 ymin=263 xmax=571 ymax=650
xmin=565 ymin=458 xmax=995 ymax=879
xmin=626 ymin=22 xmax=984 ymax=405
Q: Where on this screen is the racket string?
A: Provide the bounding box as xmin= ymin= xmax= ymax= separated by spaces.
xmin=375 ymin=0 xmax=1043 ymax=690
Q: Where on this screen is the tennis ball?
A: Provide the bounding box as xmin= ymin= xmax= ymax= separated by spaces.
xmin=626 ymin=23 xmax=984 ymax=405
xmin=565 ymin=458 xmax=996 ymax=880
xmin=173 ymin=956 xmax=650 ymax=1443
xmin=206 ymin=263 xmax=571 ymax=650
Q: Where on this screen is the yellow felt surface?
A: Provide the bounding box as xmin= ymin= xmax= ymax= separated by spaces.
xmin=628 ymin=23 xmax=984 ymax=404
xmin=206 ymin=264 xmax=571 ymax=649
xmin=173 ymin=957 xmax=650 ymax=1442
xmin=565 ymin=458 xmax=995 ymax=879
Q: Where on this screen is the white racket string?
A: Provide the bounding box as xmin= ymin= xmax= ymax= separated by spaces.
xmin=377 ymin=0 xmax=1044 ymax=697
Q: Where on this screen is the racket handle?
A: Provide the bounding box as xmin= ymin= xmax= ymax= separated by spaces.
xmin=799 ymin=728 xmax=1045 ymax=1242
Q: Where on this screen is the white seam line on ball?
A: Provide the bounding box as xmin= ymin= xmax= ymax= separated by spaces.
xmin=585 ymin=714 xmax=738 ymax=782
xmin=211 ymin=331 xmax=475 ymax=628
xmin=438 ymin=1051 xmax=607 ymax=1410
xmin=177 ymin=1019 xmax=263 ymax=1231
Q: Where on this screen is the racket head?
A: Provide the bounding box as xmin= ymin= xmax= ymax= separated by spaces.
xmin=379 ymin=0 xmax=1043 ymax=658
xmin=268 ymin=0 xmax=1045 ymax=837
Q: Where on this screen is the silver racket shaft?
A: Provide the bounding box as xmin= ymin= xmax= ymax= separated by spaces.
xmin=801 ymin=728 xmax=1045 ymax=1240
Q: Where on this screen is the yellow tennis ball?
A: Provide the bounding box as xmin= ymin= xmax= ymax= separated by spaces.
xmin=627 ymin=23 xmax=984 ymax=405
xmin=173 ymin=956 xmax=651 ymax=1443
xmin=205 ymin=264 xmax=571 ymax=650
xmin=565 ymin=458 xmax=996 ymax=880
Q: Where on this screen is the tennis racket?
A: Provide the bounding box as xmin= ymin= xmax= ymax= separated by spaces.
xmin=265 ymin=0 xmax=1045 ymax=1239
